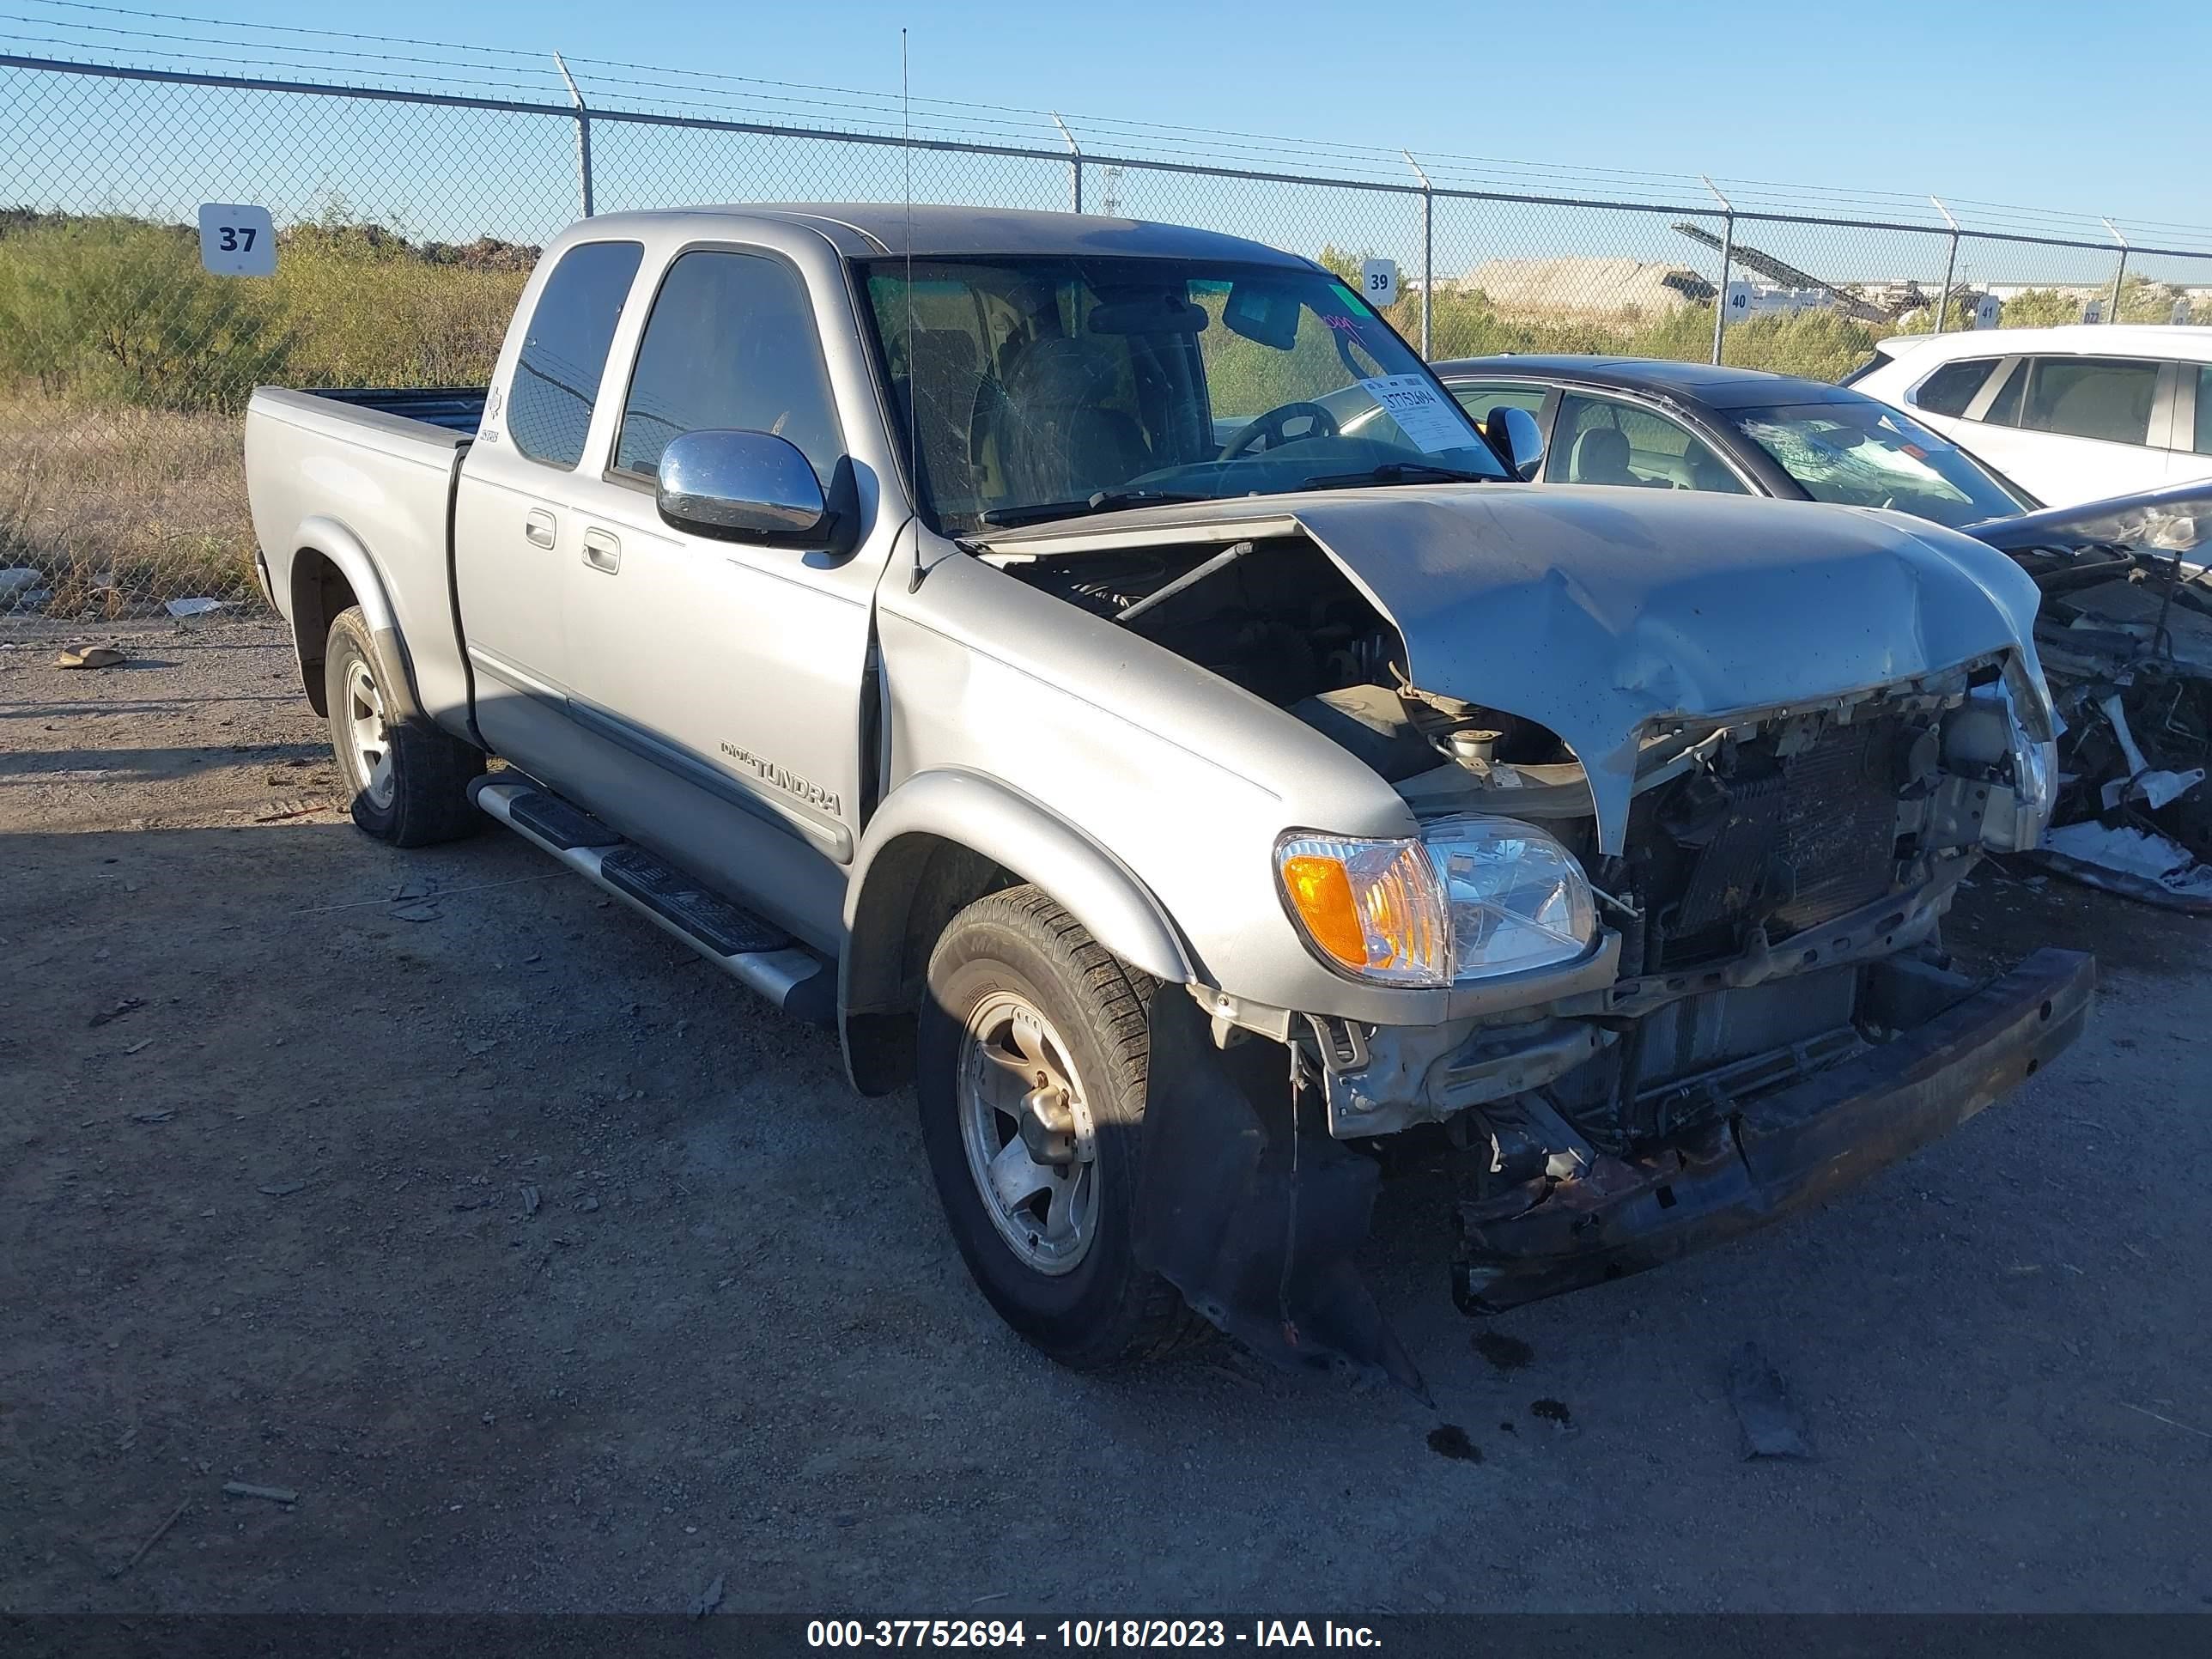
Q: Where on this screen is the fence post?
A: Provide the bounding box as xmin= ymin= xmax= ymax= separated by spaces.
xmin=1051 ymin=112 xmax=1083 ymax=214
xmin=553 ymin=52 xmax=593 ymax=218
xmin=1702 ymin=177 xmax=1733 ymax=367
xmin=1402 ymin=149 xmax=1433 ymax=358
xmin=2103 ymin=218 xmax=2128 ymax=324
xmin=1930 ymin=196 xmax=1959 ymax=335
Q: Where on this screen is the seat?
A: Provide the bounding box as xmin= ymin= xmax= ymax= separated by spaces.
xmin=993 ymin=336 xmax=1153 ymax=504
xmin=1687 ymin=447 xmax=1745 ymax=495
xmin=1569 ymin=425 xmax=1643 ymax=486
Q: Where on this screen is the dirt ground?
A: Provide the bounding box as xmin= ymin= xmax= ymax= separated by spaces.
xmin=3 ymin=616 xmax=2209 ymax=1615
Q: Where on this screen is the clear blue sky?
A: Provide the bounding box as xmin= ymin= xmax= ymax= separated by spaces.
xmin=161 ymin=0 xmax=2205 ymax=234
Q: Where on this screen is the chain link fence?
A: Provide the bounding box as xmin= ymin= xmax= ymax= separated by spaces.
xmin=5 ymin=49 xmax=2211 ymax=621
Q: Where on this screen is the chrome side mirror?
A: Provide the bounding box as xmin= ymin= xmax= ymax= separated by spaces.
xmin=1491 ymin=405 xmax=1546 ymax=481
xmin=656 ymin=428 xmax=836 ymax=544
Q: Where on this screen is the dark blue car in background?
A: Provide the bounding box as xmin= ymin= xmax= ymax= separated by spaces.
xmin=1429 ymin=354 xmax=2039 ymax=529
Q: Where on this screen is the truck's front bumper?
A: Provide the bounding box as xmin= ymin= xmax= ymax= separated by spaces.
xmin=1453 ymin=946 xmax=2096 ymax=1313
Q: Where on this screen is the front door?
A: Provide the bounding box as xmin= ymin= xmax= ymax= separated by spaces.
xmin=556 ymin=245 xmax=882 ymax=951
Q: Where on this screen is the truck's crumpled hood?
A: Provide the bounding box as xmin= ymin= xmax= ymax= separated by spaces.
xmin=1289 ymin=488 xmax=2045 ymax=852
xmin=991 ymin=484 xmax=2045 ymax=854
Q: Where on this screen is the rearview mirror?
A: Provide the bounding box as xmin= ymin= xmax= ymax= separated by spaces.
xmin=1489 ymin=405 xmax=1545 ymax=480
xmin=656 ymin=429 xmax=837 ymax=545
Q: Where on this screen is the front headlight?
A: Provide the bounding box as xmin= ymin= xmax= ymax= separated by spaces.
xmin=1275 ymin=815 xmax=1597 ymax=988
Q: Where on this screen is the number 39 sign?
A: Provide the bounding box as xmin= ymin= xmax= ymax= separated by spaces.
xmin=198 ymin=204 xmax=276 ymax=276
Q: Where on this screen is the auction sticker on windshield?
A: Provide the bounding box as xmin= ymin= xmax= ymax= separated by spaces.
xmin=1358 ymin=374 xmax=1468 ymax=454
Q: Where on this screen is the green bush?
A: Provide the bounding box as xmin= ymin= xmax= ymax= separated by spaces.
xmin=0 ymin=216 xmax=295 ymax=411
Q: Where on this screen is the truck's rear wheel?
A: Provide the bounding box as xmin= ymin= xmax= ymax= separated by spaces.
xmin=324 ymin=605 xmax=483 ymax=847
xmin=917 ymin=886 xmax=1202 ymax=1369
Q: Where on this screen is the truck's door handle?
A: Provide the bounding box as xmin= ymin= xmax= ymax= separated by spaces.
xmin=582 ymin=528 xmax=622 ymax=574
xmin=524 ymin=509 xmax=557 ymax=550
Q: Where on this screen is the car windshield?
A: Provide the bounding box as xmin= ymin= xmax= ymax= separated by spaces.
xmin=860 ymin=256 xmax=1506 ymax=533
xmin=1727 ymin=399 xmax=2034 ymax=528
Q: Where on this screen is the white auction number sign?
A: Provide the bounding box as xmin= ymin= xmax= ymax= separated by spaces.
xmin=1972 ymin=294 xmax=2002 ymax=330
xmin=198 ymin=203 xmax=276 ymax=276
xmin=1360 ymin=257 xmax=1399 ymax=308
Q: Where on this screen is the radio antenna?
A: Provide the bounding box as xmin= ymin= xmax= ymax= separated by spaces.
xmin=902 ymin=27 xmax=921 ymax=590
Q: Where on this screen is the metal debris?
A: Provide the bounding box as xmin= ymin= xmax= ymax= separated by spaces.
xmin=1970 ymin=483 xmax=2212 ymax=909
xmin=110 ymin=1497 xmax=190 ymax=1577
xmin=1725 ymin=1340 xmax=1812 ymax=1460
xmin=221 ymin=1481 xmax=299 ymax=1504
xmin=257 ymin=1181 xmax=307 ymax=1198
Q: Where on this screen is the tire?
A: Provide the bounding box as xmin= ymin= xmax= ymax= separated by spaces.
xmin=917 ymin=886 xmax=1205 ymax=1370
xmin=324 ymin=605 xmax=484 ymax=847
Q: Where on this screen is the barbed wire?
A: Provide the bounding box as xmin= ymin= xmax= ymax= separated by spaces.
xmin=2 ymin=0 xmax=2206 ymax=252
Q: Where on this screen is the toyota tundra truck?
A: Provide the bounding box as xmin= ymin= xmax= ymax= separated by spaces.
xmin=243 ymin=204 xmax=2092 ymax=1390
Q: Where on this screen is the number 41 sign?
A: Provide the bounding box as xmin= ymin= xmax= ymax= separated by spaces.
xmin=198 ymin=204 xmax=276 ymax=276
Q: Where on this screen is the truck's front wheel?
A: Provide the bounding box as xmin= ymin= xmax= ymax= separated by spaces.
xmin=917 ymin=887 xmax=1201 ymax=1369
xmin=324 ymin=605 xmax=483 ymax=847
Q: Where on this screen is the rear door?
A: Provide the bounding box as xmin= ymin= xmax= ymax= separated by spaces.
xmin=1961 ymin=354 xmax=2169 ymax=504
xmin=453 ymin=239 xmax=644 ymax=772
xmin=554 ymin=241 xmax=882 ymax=948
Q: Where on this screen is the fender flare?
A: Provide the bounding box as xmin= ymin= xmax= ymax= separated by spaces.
xmin=842 ymin=769 xmax=1195 ymax=1020
xmin=284 ymin=517 xmax=423 ymax=722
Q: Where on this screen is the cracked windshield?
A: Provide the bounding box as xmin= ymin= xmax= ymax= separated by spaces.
xmin=1729 ymin=400 xmax=2032 ymax=527
xmin=863 ymin=258 xmax=1506 ymax=532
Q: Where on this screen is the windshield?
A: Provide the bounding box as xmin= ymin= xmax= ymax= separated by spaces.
xmin=860 ymin=256 xmax=1505 ymax=533
xmin=1727 ymin=399 xmax=2034 ymax=528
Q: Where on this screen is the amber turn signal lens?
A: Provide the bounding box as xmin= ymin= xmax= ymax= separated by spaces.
xmin=1279 ymin=854 xmax=1366 ymax=968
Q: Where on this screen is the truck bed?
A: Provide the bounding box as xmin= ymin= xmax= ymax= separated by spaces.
xmin=244 ymin=384 xmax=483 ymax=733
xmin=293 ymin=386 xmax=488 ymax=435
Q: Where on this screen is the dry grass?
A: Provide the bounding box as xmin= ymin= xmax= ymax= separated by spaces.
xmin=0 ymin=395 xmax=252 ymax=617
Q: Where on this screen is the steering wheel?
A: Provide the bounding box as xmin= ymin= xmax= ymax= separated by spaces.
xmin=1221 ymin=399 xmax=1340 ymax=460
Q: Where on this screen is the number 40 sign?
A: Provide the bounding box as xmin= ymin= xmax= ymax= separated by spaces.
xmin=198 ymin=204 xmax=276 ymax=276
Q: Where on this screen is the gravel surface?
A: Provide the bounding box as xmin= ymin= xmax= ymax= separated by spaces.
xmin=3 ymin=617 xmax=2208 ymax=1613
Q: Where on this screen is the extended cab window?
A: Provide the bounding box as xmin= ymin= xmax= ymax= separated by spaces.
xmin=613 ymin=250 xmax=843 ymax=483
xmin=508 ymin=240 xmax=644 ymax=470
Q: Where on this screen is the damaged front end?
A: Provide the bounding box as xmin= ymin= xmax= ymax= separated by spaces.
xmin=1968 ymin=482 xmax=2212 ymax=912
xmin=1139 ymin=658 xmax=2094 ymax=1385
xmin=988 ymin=488 xmax=2095 ymax=1387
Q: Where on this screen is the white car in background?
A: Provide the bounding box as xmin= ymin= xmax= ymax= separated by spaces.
xmin=1848 ymin=325 xmax=2212 ymax=507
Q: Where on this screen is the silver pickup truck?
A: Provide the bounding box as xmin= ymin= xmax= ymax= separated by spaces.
xmin=244 ymin=204 xmax=2093 ymax=1390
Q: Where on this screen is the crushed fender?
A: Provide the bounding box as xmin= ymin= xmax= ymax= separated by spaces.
xmin=1134 ymin=992 xmax=1425 ymax=1399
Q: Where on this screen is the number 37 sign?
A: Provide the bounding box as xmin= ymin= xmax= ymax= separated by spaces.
xmin=198 ymin=204 xmax=277 ymax=276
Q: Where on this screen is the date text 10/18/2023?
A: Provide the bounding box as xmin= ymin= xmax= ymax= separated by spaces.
xmin=806 ymin=1621 xmax=1382 ymax=1650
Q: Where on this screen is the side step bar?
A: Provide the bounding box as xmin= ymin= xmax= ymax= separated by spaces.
xmin=471 ymin=776 xmax=834 ymax=1025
